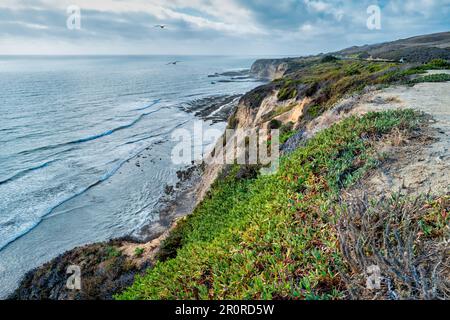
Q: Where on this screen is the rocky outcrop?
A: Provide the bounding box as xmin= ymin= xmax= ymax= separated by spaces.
xmin=10 ymin=239 xmax=150 ymax=300
xmin=250 ymin=59 xmax=290 ymax=80
xmin=249 ymin=57 xmax=317 ymax=80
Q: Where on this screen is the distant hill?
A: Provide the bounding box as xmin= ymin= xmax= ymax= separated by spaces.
xmin=251 ymin=32 xmax=450 ymax=79
xmin=334 ymin=31 xmax=450 ymax=63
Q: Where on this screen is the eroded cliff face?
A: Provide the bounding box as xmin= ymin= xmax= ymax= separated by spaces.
xmin=195 ymin=86 xmax=279 ymax=202
xmin=250 ymin=59 xmax=290 ymax=80
xmin=195 ymin=83 xmax=307 ymax=203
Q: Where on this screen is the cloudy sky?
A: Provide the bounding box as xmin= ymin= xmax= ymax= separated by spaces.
xmin=0 ymin=0 xmax=449 ymax=55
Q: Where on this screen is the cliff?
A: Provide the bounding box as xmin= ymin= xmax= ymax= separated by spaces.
xmin=121 ymin=53 xmax=449 ymax=299
xmin=12 ymin=32 xmax=450 ymax=300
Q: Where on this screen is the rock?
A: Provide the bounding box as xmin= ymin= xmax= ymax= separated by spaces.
xmin=10 ymin=241 xmax=151 ymax=300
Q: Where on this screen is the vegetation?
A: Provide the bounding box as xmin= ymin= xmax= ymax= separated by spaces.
xmin=277 ymin=86 xmax=298 ymax=101
xmin=408 ymin=73 xmax=450 ymax=85
xmin=306 ymin=104 xmax=323 ymax=119
xmin=279 ymin=122 xmax=296 ymax=144
xmin=272 ymin=58 xmax=449 ymax=124
xmin=116 ymin=55 xmax=449 ymax=300
xmin=423 ymin=58 xmax=450 ymax=69
xmin=274 ymin=60 xmax=399 ymax=110
xmin=338 ymin=193 xmax=449 ymax=300
xmin=268 ymin=119 xmax=282 ymax=130
xmin=106 ymin=246 xmax=122 ymax=259
xmin=134 ymin=247 xmax=145 ymax=258
xmin=117 ymin=110 xmax=423 ymax=300
xmin=321 ymin=55 xmax=340 ymax=63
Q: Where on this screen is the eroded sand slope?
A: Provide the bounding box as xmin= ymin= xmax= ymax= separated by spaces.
xmin=356 ymin=81 xmax=450 ymax=195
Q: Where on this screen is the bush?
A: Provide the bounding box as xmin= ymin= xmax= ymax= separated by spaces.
xmin=277 ymin=87 xmax=297 ymax=101
xmin=337 ymin=193 xmax=449 ymax=300
xmin=106 ymin=246 xmax=121 ymax=259
xmin=268 ymin=119 xmax=282 ymax=130
xmin=408 ymin=73 xmax=450 ymax=85
xmin=279 ymin=122 xmax=295 ymax=144
xmin=424 ymin=59 xmax=450 ymax=69
xmin=134 ymin=248 xmax=145 ymax=258
xmin=358 ymin=52 xmax=370 ymax=59
xmin=306 ymin=104 xmax=323 ymax=119
xmin=321 ymin=55 xmax=340 ymax=63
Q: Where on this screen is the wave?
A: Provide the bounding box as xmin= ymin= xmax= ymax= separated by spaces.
xmin=117 ymin=91 xmax=155 ymax=98
xmin=16 ymin=107 xmax=162 ymax=157
xmin=208 ymin=96 xmax=241 ymax=117
xmin=0 ymin=119 xmax=189 ymax=251
xmin=0 ymin=160 xmax=59 ymax=186
xmin=0 ymin=149 xmax=144 ymax=251
xmin=132 ymin=99 xmax=161 ymax=111
xmin=121 ymin=119 xmax=190 ymax=146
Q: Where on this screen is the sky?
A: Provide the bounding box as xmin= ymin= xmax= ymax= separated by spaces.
xmin=0 ymin=0 xmax=449 ymax=55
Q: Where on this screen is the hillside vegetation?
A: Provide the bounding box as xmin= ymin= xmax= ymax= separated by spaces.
xmin=117 ymin=51 xmax=450 ymax=300
xmin=118 ymin=110 xmax=440 ymax=300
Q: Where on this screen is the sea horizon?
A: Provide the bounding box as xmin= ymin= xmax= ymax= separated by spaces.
xmin=0 ymin=55 xmax=264 ymax=297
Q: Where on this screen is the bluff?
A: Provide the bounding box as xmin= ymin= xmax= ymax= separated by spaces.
xmin=12 ymin=32 xmax=450 ymax=300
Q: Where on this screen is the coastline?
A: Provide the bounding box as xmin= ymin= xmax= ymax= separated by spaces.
xmin=7 ymin=34 xmax=450 ymax=299
xmin=8 ymin=85 xmax=254 ymax=300
xmin=10 ymin=163 xmax=205 ymax=300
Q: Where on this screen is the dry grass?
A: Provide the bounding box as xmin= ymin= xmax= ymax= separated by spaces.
xmin=385 ymin=96 xmax=402 ymax=104
xmin=383 ymin=127 xmax=411 ymax=147
xmin=337 ymin=193 xmax=449 ymax=300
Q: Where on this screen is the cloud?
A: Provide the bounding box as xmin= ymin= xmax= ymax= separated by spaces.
xmin=0 ymin=0 xmax=449 ymax=55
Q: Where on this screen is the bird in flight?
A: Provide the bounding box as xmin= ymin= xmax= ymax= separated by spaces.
xmin=154 ymin=24 xmax=167 ymax=29
xmin=167 ymin=61 xmax=181 ymax=65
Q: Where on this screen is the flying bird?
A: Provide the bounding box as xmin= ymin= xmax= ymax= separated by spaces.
xmin=167 ymin=61 xmax=181 ymax=65
xmin=154 ymin=24 xmax=167 ymax=29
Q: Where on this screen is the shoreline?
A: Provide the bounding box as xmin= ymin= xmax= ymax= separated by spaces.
xmin=5 ymin=31 xmax=450 ymax=301
xmin=9 ymin=162 xmax=206 ymax=300
xmin=7 ymin=89 xmax=250 ymax=300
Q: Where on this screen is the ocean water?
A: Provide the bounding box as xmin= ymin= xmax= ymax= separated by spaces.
xmin=0 ymin=55 xmax=262 ymax=297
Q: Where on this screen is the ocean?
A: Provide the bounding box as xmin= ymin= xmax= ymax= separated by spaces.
xmin=0 ymin=55 xmax=263 ymax=297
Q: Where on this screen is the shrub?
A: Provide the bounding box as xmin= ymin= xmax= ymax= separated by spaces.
xmin=277 ymin=87 xmax=297 ymax=101
xmin=134 ymin=248 xmax=145 ymax=258
xmin=424 ymin=59 xmax=450 ymax=69
xmin=268 ymin=119 xmax=282 ymax=130
xmin=337 ymin=193 xmax=449 ymax=300
xmin=408 ymin=73 xmax=450 ymax=85
xmin=306 ymin=104 xmax=323 ymax=119
xmin=358 ymin=52 xmax=370 ymax=59
xmin=106 ymin=246 xmax=121 ymax=259
xmin=321 ymin=55 xmax=340 ymax=63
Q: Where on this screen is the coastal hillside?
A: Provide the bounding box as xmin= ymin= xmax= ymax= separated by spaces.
xmin=251 ymin=31 xmax=450 ymax=80
xmin=12 ymin=33 xmax=450 ymax=300
xmin=119 ymin=57 xmax=450 ymax=300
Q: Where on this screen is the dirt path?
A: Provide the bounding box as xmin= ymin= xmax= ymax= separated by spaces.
xmin=350 ymin=80 xmax=450 ymax=195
